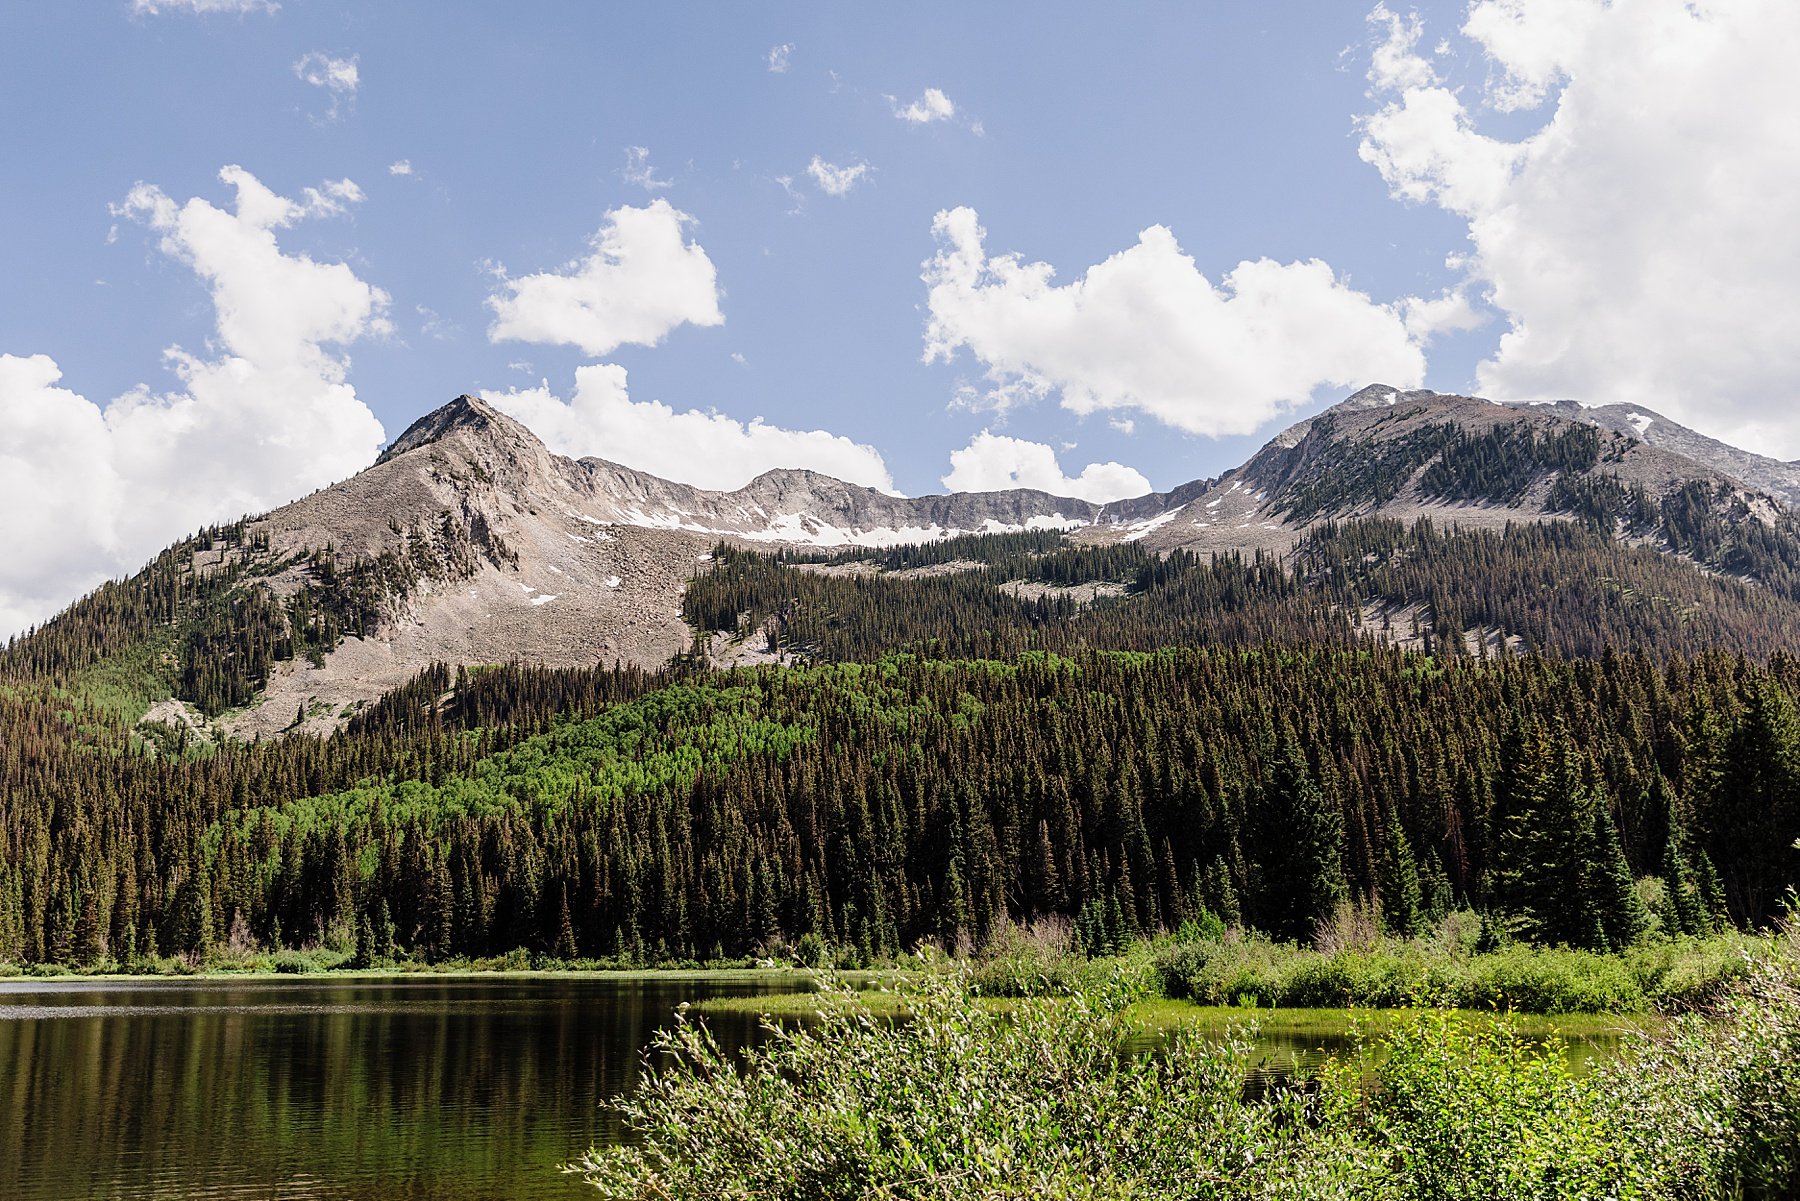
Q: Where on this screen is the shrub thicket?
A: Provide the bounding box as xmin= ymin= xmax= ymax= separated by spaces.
xmin=576 ymin=917 xmax=1800 ymax=1199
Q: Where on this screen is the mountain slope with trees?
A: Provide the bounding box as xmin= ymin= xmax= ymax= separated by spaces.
xmin=3 ymin=645 xmax=1794 ymax=968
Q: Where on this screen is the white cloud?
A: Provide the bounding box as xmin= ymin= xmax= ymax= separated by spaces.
xmin=942 ymin=431 xmax=1149 ymax=502
xmin=0 ymin=167 xmax=388 ymax=637
xmin=767 ymin=43 xmax=793 ymax=73
xmin=133 ymin=0 xmax=275 ymax=13
xmin=1360 ymin=0 xmax=1800 ymax=455
xmin=622 ymin=145 xmax=672 ymax=192
xmin=485 ymin=364 xmax=894 ymax=493
xmin=293 ymin=52 xmax=359 ymax=121
xmin=388 ymin=160 xmax=413 ymax=176
xmin=1401 ymin=288 xmax=1487 ymax=342
xmin=921 ymin=206 xmax=1425 ymax=437
xmin=893 ymin=87 xmax=957 ymax=124
xmin=807 ymin=157 xmax=869 ymax=197
xmin=486 ymin=199 xmax=724 ymax=356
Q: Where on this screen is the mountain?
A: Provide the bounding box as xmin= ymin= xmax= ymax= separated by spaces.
xmin=9 ymin=385 xmax=1800 ymax=738
xmin=1109 ymin=384 xmax=1785 ymax=555
xmin=1509 ymin=397 xmax=1800 ymax=510
xmin=7 ymin=387 xmax=1800 ymax=975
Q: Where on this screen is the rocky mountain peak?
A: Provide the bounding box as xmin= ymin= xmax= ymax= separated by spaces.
xmin=1335 ymin=382 xmax=1435 ymax=411
xmin=375 ymin=394 xmax=537 ymax=466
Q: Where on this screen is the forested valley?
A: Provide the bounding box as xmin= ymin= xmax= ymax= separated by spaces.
xmin=3 ymin=635 xmax=1797 ymax=968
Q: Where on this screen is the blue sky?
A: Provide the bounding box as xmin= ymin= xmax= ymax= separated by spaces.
xmin=3 ymin=0 xmax=1797 ymax=632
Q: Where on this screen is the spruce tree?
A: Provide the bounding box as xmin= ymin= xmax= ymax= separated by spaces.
xmin=1708 ymin=683 xmax=1800 ymax=923
xmin=1661 ymin=836 xmax=1703 ymax=937
xmin=1255 ymin=742 xmax=1346 ymax=943
xmin=1378 ymin=806 xmax=1424 ymax=938
xmin=1586 ymin=798 xmax=1649 ymax=950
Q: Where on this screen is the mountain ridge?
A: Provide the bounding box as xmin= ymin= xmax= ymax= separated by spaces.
xmin=11 ymin=382 xmax=1800 ymax=739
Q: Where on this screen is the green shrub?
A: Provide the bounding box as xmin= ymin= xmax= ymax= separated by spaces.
xmin=965 ymin=917 xmax=1089 ymax=998
xmin=1282 ymin=949 xmax=1433 ymax=1008
xmin=1348 ymin=1010 xmax=1650 ymax=1200
xmin=1451 ymin=946 xmax=1645 ymax=1014
xmin=580 ymin=921 xmax=1800 ymax=1200
xmin=576 ymin=963 xmax=1341 ymax=1200
xmin=1154 ymin=936 xmax=1291 ymax=1006
xmin=272 ymin=950 xmax=326 ymax=975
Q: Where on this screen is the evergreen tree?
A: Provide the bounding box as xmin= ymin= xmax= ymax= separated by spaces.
xmin=1378 ymin=806 xmax=1424 ymax=937
xmin=1707 ymin=683 xmax=1800 ymax=923
xmin=1255 ymin=743 xmax=1346 ymax=942
xmin=1586 ymin=798 xmax=1649 ymax=950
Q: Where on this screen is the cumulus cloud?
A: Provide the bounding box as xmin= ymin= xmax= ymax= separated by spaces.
xmin=922 ymin=206 xmax=1425 ymax=437
xmin=893 ymin=87 xmax=957 ymax=124
xmin=806 ymin=157 xmax=869 ymax=197
xmin=0 ymin=167 xmax=389 ymax=637
xmin=1360 ymin=0 xmax=1800 ymax=455
xmin=622 ymin=145 xmax=672 ymax=192
xmin=767 ymin=43 xmax=793 ymax=73
xmin=486 ymin=199 xmax=723 ymax=356
xmin=942 ymin=431 xmax=1150 ymax=502
xmin=485 ymin=365 xmax=894 ymax=493
xmin=133 ymin=0 xmax=275 ymax=14
xmin=293 ymin=52 xmax=359 ymax=121
xmin=388 ymin=160 xmax=413 ymax=176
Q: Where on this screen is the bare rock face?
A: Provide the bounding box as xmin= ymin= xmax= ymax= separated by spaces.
xmin=225 ymin=396 xmax=1169 ymax=737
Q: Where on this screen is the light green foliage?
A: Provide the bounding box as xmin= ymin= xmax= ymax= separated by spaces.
xmin=1153 ymin=924 xmax=1755 ymax=1014
xmin=576 ymin=963 xmax=1336 ymax=1201
xmin=1349 ymin=1010 xmax=1650 ymax=1200
xmin=580 ymin=920 xmax=1800 ymax=1200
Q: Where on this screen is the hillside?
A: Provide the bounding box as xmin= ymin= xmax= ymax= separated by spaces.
xmin=6 ymin=382 xmax=1800 ymax=970
xmin=3 ymin=645 xmax=1795 ymax=967
xmin=8 ymin=385 xmax=1800 ymax=737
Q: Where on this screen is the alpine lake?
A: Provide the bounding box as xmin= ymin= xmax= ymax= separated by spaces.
xmin=0 ymin=973 xmax=1641 ymax=1200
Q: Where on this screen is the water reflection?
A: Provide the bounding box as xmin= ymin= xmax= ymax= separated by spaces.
xmin=0 ymin=976 xmax=800 ymax=1201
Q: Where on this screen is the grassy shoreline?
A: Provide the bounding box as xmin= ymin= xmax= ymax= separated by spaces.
xmin=573 ymin=922 xmax=1800 ymax=1200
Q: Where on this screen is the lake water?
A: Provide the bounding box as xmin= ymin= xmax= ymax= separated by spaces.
xmin=0 ymin=975 xmax=1640 ymax=1200
xmin=0 ymin=974 xmax=805 ymax=1201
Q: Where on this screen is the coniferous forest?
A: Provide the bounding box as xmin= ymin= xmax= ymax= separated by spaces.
xmin=3 ymin=629 xmax=1798 ymax=966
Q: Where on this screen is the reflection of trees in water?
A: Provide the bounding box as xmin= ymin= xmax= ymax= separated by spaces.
xmin=0 ymin=977 xmax=794 ymax=1200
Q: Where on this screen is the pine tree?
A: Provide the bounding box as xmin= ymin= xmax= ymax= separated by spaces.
xmin=173 ymin=856 xmax=214 ymax=962
xmin=1707 ymin=683 xmax=1800 ymax=923
xmin=1587 ymin=797 xmax=1649 ymax=949
xmin=1255 ymin=742 xmax=1346 ymax=942
xmin=1378 ymin=806 xmax=1424 ymax=937
xmin=421 ymin=855 xmax=454 ymax=963
xmin=553 ymin=884 xmax=578 ymax=961
xmin=1661 ymin=836 xmax=1703 ymax=937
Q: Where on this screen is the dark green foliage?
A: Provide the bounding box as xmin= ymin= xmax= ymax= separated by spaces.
xmin=1379 ymin=805 xmax=1425 ymax=938
xmin=1253 ymin=742 xmax=1346 ymax=941
xmin=1488 ymin=719 xmax=1650 ymax=950
xmin=1416 ymin=420 xmax=1601 ymax=505
xmin=689 ymin=516 xmax=1800 ymax=666
xmin=1704 ymin=683 xmax=1800 ymax=923
xmin=1272 ymin=415 xmax=1608 ymax=523
xmin=4 ymin=642 xmax=1799 ymax=967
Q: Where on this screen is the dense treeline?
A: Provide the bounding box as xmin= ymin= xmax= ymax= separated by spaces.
xmin=689 ymin=517 xmax=1800 ymax=664
xmin=3 ymin=646 xmax=1796 ymax=967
